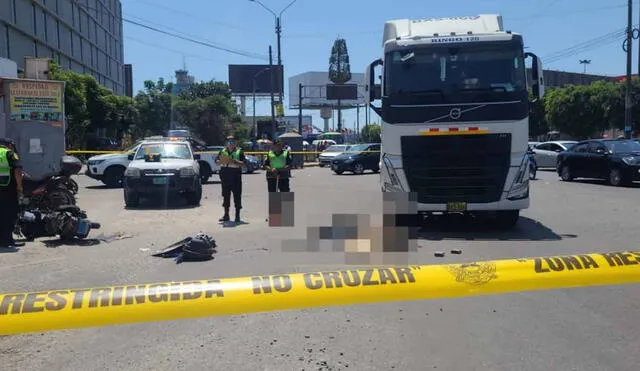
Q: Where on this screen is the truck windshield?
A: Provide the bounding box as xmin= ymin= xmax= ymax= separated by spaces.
xmin=384 ymin=42 xmax=526 ymax=100
xmin=135 ymin=143 xmax=192 ymax=160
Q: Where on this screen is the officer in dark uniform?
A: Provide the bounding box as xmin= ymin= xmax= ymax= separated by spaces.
xmin=0 ymin=138 xmax=25 ymax=249
xmin=263 ymin=139 xmax=293 ymax=192
xmin=215 ymin=136 xmax=245 ymax=222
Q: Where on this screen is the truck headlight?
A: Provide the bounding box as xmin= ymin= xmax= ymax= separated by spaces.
xmin=124 ymin=167 xmax=140 ymax=178
xmin=622 ymin=156 xmax=640 ymax=166
xmin=507 ymin=154 xmax=529 ymax=200
xmin=180 ymin=167 xmax=196 ymax=177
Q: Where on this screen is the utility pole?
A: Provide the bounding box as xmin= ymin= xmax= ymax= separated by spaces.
xmin=269 ymin=46 xmax=276 ymax=138
xmin=625 ymin=0 xmax=633 ymax=139
xmin=298 ymin=83 xmax=303 ymax=136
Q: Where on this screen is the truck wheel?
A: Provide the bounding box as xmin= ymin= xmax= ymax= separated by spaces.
xmin=104 ymin=166 xmax=125 ymax=188
xmin=124 ymin=190 xmax=140 ymax=208
xmin=186 ymin=182 xmax=203 ymax=206
xmin=199 ymin=161 xmax=212 ymax=183
xmin=495 ymin=210 xmax=519 ymax=230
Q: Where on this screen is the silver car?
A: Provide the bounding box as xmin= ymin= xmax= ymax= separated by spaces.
xmin=532 ymin=141 xmax=577 ymax=168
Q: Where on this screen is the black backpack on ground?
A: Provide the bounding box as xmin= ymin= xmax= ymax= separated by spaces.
xmin=152 ymin=233 xmax=216 ymax=263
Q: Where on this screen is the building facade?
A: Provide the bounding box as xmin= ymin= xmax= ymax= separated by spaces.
xmin=0 ymin=0 xmax=125 ymax=95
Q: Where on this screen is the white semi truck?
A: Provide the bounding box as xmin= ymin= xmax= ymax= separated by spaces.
xmin=365 ymin=15 xmax=545 ymax=228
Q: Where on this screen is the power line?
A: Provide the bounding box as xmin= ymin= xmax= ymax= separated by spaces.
xmin=123 ymin=19 xmax=268 ymax=61
xmin=134 ymin=0 xmax=246 ymax=32
xmin=543 ymin=28 xmax=627 ymax=64
xmin=124 ymin=14 xmax=253 ymax=59
xmin=124 ymin=36 xmax=220 ymax=63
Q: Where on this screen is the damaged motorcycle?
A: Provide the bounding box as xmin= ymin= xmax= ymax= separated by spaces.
xmin=16 ymin=205 xmax=101 ymax=241
xmin=22 ymin=155 xmax=82 ymax=210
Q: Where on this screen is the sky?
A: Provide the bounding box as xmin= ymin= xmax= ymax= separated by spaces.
xmin=122 ymin=0 xmax=635 ymax=133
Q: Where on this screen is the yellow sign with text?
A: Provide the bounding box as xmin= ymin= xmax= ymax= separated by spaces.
xmin=9 ymin=81 xmax=64 ymax=124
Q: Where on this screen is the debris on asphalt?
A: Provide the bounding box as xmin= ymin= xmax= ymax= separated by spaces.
xmin=450 ymin=249 xmax=462 ymax=254
xmin=434 ymin=251 xmax=445 ymax=257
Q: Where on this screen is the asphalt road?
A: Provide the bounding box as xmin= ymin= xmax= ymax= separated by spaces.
xmin=1 ymin=168 xmax=639 ymax=371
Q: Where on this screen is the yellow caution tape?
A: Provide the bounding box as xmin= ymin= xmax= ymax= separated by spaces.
xmin=3 ymin=250 xmax=638 ymax=336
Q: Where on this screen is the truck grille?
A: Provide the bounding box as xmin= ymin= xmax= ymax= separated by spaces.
xmin=400 ymin=134 xmax=511 ymax=204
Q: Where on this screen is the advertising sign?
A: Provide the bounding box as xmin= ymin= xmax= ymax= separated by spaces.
xmin=9 ymin=81 xmax=64 ymax=126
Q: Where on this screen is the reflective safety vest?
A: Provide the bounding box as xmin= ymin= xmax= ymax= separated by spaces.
xmin=220 ymin=148 xmax=242 ymax=168
xmin=0 ymin=148 xmax=11 ymax=187
xmin=268 ymin=150 xmax=288 ymax=169
xmin=267 ymin=150 xmax=289 ymax=178
xmin=221 ymin=148 xmax=242 ymax=160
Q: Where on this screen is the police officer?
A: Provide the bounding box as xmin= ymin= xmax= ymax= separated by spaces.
xmin=263 ymin=139 xmax=293 ymax=192
xmin=0 ymin=138 xmax=25 ymax=249
xmin=215 ymin=136 xmax=245 ymax=222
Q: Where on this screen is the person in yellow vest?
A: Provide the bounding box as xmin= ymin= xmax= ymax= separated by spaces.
xmin=0 ymin=138 xmax=25 ymax=249
xmin=215 ymin=136 xmax=246 ymax=222
xmin=263 ymin=139 xmax=293 ymax=192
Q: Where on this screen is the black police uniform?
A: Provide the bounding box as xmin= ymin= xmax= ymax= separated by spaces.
xmin=217 ymin=147 xmax=246 ymax=222
xmin=0 ymin=145 xmax=22 ymax=248
xmin=263 ymin=149 xmax=293 ymax=192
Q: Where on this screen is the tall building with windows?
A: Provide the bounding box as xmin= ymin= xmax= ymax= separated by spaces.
xmin=0 ymin=0 xmax=125 ymax=95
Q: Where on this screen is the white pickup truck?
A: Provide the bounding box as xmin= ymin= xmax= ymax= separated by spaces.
xmin=85 ymin=136 xmax=218 ymax=187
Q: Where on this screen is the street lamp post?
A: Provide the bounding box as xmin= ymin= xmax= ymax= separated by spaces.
xmin=249 ymin=0 xmax=297 ymax=105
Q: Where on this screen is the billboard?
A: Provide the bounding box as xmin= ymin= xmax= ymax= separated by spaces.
xmin=326 ymin=84 xmax=358 ymax=100
xmin=228 ymin=64 xmax=283 ymax=96
xmin=289 ymin=72 xmax=365 ymax=109
xmin=8 ymin=80 xmax=64 ymax=127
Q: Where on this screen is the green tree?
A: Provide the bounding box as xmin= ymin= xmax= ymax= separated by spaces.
xmin=178 ymin=80 xmax=232 ymax=100
xmin=173 ymin=95 xmax=241 ymax=145
xmin=528 ymin=92 xmax=549 ymax=139
xmin=328 ymin=38 xmax=352 ymax=132
xmin=361 ymin=124 xmax=381 ymax=143
xmin=133 ymin=79 xmax=173 ymax=137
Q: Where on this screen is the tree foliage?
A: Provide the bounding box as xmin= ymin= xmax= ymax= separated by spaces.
xmin=360 ymin=124 xmax=381 ymax=143
xmin=328 ymin=38 xmax=352 ymax=84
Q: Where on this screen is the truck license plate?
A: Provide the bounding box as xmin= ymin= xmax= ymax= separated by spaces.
xmin=446 ymin=202 xmax=467 ymax=212
xmin=152 ymin=177 xmax=169 ymax=185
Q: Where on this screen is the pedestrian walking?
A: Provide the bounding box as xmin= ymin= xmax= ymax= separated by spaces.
xmin=215 ymin=136 xmax=245 ymax=222
xmin=0 ymin=138 xmax=25 ymax=249
xmin=263 ymin=139 xmax=292 ymax=192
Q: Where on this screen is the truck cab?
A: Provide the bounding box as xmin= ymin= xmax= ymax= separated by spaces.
xmin=365 ymin=15 xmax=545 ymax=228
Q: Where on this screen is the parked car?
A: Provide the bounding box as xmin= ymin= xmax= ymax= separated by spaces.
xmin=556 ymin=139 xmax=640 ymax=186
xmin=331 ymin=143 xmax=381 ymax=175
xmin=123 ymin=140 xmax=202 ymax=207
xmin=318 ymin=145 xmax=351 ymax=167
xmin=532 ymin=141 xmax=577 ymax=168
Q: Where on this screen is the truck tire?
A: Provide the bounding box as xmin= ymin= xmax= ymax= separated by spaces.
xmin=104 ymin=166 xmax=125 ymax=188
xmin=186 ymin=182 xmax=203 ymax=206
xmin=199 ymin=161 xmax=212 ymax=183
xmin=124 ymin=190 xmax=140 ymax=208
xmin=495 ymin=210 xmax=519 ymax=230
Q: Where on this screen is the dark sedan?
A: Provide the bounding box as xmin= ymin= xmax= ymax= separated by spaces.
xmin=331 ymin=143 xmax=381 ymax=175
xmin=556 ymin=139 xmax=640 ymax=186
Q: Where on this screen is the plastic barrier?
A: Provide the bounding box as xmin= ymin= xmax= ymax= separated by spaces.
xmin=2 ymin=250 xmax=639 ymax=336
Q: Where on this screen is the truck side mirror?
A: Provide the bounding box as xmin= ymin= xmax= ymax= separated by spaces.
xmin=127 ymin=154 xmax=134 ymax=161
xmin=193 ymin=154 xmax=201 ymax=160
xmin=525 ymin=52 xmax=545 ymax=101
xmin=365 ymin=59 xmax=383 ymax=103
